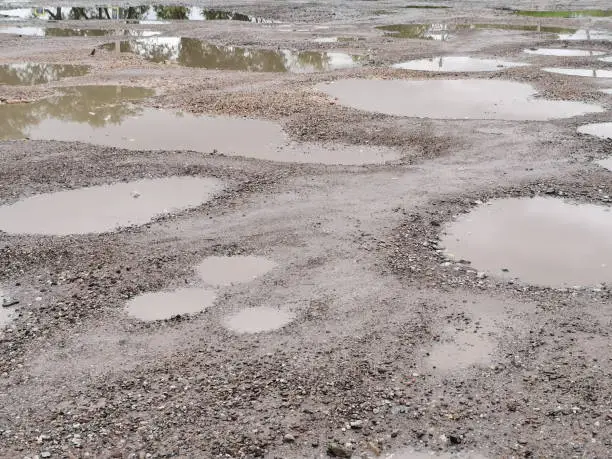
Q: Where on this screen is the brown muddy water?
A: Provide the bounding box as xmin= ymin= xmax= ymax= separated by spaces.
xmin=125 ymin=287 xmax=217 ymax=321
xmin=392 ymin=56 xmax=528 ymax=72
xmin=0 ymin=176 xmax=223 ymax=235
xmin=196 ymin=256 xmax=277 ymax=286
xmin=222 ymin=306 xmax=295 ymax=334
xmin=578 ymin=122 xmax=612 ymax=139
xmin=441 ymin=197 xmax=612 ymax=288
xmin=101 ymin=37 xmax=365 ymax=72
xmin=317 ymin=79 xmax=604 ymax=120
xmin=0 ymin=63 xmax=89 ymax=85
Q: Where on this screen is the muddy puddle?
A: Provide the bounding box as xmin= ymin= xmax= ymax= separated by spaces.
xmin=543 ymin=67 xmax=612 ymax=78
xmin=125 ymin=287 xmax=217 ymax=321
xmin=317 ymin=79 xmax=603 ymax=120
xmin=441 ymin=197 xmax=612 ymax=288
xmin=0 ymin=6 xmax=272 ymax=23
xmin=515 ymin=9 xmax=612 ymax=18
xmin=197 ymin=256 xmax=277 ymax=287
xmin=392 ymin=56 xmax=527 ymax=72
xmin=0 ymin=63 xmax=89 ymax=85
xmin=1 ymin=91 xmax=399 ymax=164
xmin=427 ymin=328 xmax=496 ymax=372
xmin=0 ymin=26 xmax=160 ymax=37
xmin=524 ymin=48 xmax=605 ymax=57
xmin=222 ymin=306 xmax=295 ymax=334
xmin=578 ymin=122 xmax=612 ymax=139
xmin=0 ymin=176 xmax=223 ymax=235
xmin=378 ymin=23 xmax=575 ymax=40
xmin=558 ymin=29 xmax=612 ymax=41
xmin=101 ymin=37 xmax=364 ymax=73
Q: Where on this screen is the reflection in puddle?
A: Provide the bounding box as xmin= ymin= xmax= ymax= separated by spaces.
xmin=378 ymin=23 xmax=575 ymax=40
xmin=578 ymin=122 xmax=612 ymax=140
xmin=524 ymin=48 xmax=605 ymax=57
xmin=0 ymin=6 xmax=272 ymax=22
xmin=101 ymin=37 xmax=365 ymax=73
xmin=316 ymin=79 xmax=603 ymax=120
xmin=0 ymin=88 xmax=399 ymax=164
xmin=515 ymin=9 xmax=612 ymax=18
xmin=597 ymin=158 xmax=612 ymax=171
xmin=197 ymin=256 xmax=277 ymax=286
xmin=441 ymin=197 xmax=612 ymax=287
xmin=0 ymin=63 xmax=89 ymax=85
xmin=0 ymin=26 xmax=160 ymax=37
xmin=223 ymin=307 xmax=295 ymax=334
xmin=392 ymin=56 xmax=527 ymax=72
xmin=0 ymin=176 xmax=223 ymax=235
xmin=558 ymin=29 xmax=612 ymax=41
xmin=603 ymin=89 xmax=612 ymax=94
xmin=600 ymin=56 xmax=612 ymax=63
xmin=543 ymin=67 xmax=612 ymax=78
xmin=125 ymin=288 xmax=217 ymax=321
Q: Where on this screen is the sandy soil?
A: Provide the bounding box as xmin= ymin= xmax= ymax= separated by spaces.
xmin=1 ymin=0 xmax=612 ymax=458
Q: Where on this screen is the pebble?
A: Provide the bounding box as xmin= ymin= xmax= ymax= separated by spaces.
xmin=283 ymin=433 xmax=296 ymax=443
xmin=349 ymin=420 xmax=363 ymax=429
xmin=1 ymin=297 xmax=19 ymax=307
xmin=327 ymin=442 xmax=352 ymax=457
xmin=40 ymin=453 xmax=51 ymax=459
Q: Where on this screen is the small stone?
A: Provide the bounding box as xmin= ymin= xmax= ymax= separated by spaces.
xmin=41 ymin=453 xmax=51 ymax=459
xmin=283 ymin=434 xmax=295 ymax=443
xmin=349 ymin=420 xmax=363 ymax=430
xmin=1 ymin=297 xmax=19 ymax=307
xmin=391 ymin=430 xmax=399 ymax=438
xmin=327 ymin=442 xmax=352 ymax=457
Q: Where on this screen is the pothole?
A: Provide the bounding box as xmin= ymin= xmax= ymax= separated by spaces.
xmin=515 ymin=9 xmax=612 ymax=18
xmin=197 ymin=256 xmax=277 ymax=287
xmin=377 ymin=23 xmax=575 ymax=40
xmin=1 ymin=87 xmax=399 ymax=164
xmin=0 ymin=176 xmax=224 ymax=235
xmin=558 ymin=29 xmax=612 ymax=41
xmin=543 ymin=67 xmax=612 ymax=78
xmin=101 ymin=37 xmax=365 ymax=72
xmin=524 ymin=48 xmax=605 ymax=57
xmin=427 ymin=329 xmax=496 ymax=372
xmin=125 ymin=287 xmax=217 ymax=321
xmin=316 ymin=79 xmax=603 ymax=120
xmin=389 ymin=449 xmax=488 ymax=459
xmin=222 ymin=306 xmax=295 ymax=334
xmin=392 ymin=56 xmax=527 ymax=72
xmin=441 ymin=197 xmax=612 ymax=288
xmin=0 ymin=63 xmax=89 ymax=85
xmin=602 ymin=89 xmax=612 ymax=94
xmin=599 ymin=56 xmax=612 ymax=63
xmin=598 ymin=158 xmax=612 ymax=171
xmin=578 ymin=122 xmax=612 ymax=139
xmin=0 ymin=26 xmax=160 ymax=37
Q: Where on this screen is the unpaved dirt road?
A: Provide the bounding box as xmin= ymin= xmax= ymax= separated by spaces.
xmin=0 ymin=0 xmax=612 ymax=458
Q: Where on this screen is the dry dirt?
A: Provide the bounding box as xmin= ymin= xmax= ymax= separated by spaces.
xmin=1 ymin=0 xmax=612 ymax=458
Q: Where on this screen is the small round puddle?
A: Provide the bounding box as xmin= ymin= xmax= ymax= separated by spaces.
xmin=223 ymin=307 xmax=295 ymax=334
xmin=125 ymin=287 xmax=217 ymax=321
xmin=316 ymin=79 xmax=603 ymax=120
xmin=441 ymin=197 xmax=612 ymax=288
xmin=0 ymin=63 xmax=89 ymax=85
xmin=578 ymin=122 xmax=612 ymax=140
xmin=427 ymin=330 xmax=496 ymax=372
xmin=390 ymin=449 xmax=488 ymax=459
xmin=597 ymin=158 xmax=612 ymax=171
xmin=543 ymin=67 xmax=612 ymax=78
xmin=0 ymin=176 xmax=223 ymax=235
xmin=524 ymin=48 xmax=605 ymax=57
xmin=392 ymin=56 xmax=528 ymax=72
xmin=197 ymin=256 xmax=277 ymax=286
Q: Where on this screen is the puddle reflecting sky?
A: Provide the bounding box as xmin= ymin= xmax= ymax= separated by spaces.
xmin=558 ymin=29 xmax=612 ymax=41
xmin=0 ymin=26 xmax=160 ymax=36
xmin=524 ymin=48 xmax=605 ymax=57
xmin=126 ymin=287 xmax=218 ymax=321
xmin=0 ymin=62 xmax=89 ymax=85
xmin=578 ymin=122 xmax=612 ymax=140
xmin=377 ymin=23 xmax=576 ymax=40
xmin=223 ymin=306 xmax=295 ymax=334
xmin=392 ymin=56 xmax=528 ymax=72
xmin=543 ymin=67 xmax=612 ymax=78
xmin=101 ymin=37 xmax=365 ymax=72
xmin=197 ymin=256 xmax=277 ymax=286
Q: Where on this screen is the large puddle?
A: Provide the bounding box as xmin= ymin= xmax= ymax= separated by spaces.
xmin=0 ymin=63 xmax=89 ymax=85
xmin=197 ymin=256 xmax=277 ymax=287
xmin=524 ymin=48 xmax=605 ymax=57
xmin=577 ymin=122 xmax=612 ymax=140
xmin=125 ymin=287 xmax=217 ymax=321
xmin=441 ymin=197 xmax=612 ymax=288
xmin=316 ymin=79 xmax=604 ymax=120
xmin=558 ymin=29 xmax=612 ymax=41
xmin=377 ymin=23 xmax=576 ymax=40
xmin=1 ymin=87 xmax=399 ymax=164
xmin=222 ymin=306 xmax=295 ymax=334
xmin=392 ymin=56 xmax=527 ymax=72
xmin=0 ymin=176 xmax=223 ymax=235
xmin=0 ymin=6 xmax=272 ymax=23
xmin=0 ymin=26 xmax=160 ymax=37
xmin=543 ymin=67 xmax=612 ymax=78
xmin=101 ymin=37 xmax=364 ymax=73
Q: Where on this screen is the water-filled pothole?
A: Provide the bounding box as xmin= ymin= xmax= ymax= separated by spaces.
xmin=602 ymin=89 xmax=612 ymax=94
xmin=524 ymin=48 xmax=605 ymax=57
xmin=0 ymin=6 xmax=272 ymax=22
xmin=101 ymin=37 xmax=364 ymax=72
xmin=316 ymin=79 xmax=603 ymax=120
xmin=377 ymin=23 xmax=575 ymax=40
xmin=558 ymin=29 xmax=612 ymax=41
xmin=0 ymin=307 xmax=14 ymax=327
xmin=0 ymin=176 xmax=223 ymax=235
xmin=222 ymin=306 xmax=295 ymax=334
xmin=515 ymin=9 xmax=612 ymax=18
xmin=441 ymin=197 xmax=612 ymax=288
xmin=392 ymin=56 xmax=527 ymax=72
xmin=578 ymin=122 xmax=612 ymax=140
xmin=599 ymin=56 xmax=612 ymax=63
xmin=543 ymin=67 xmax=612 ymax=78
xmin=0 ymin=63 xmax=89 ymax=85
xmin=125 ymin=287 xmax=217 ymax=321
xmin=0 ymin=26 xmax=160 ymax=37
xmin=427 ymin=328 xmax=496 ymax=372
xmin=197 ymin=256 xmax=277 ymax=286
xmin=598 ymin=158 xmax=612 ymax=171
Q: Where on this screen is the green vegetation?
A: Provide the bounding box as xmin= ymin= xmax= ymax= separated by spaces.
xmin=515 ymin=9 xmax=612 ymax=18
